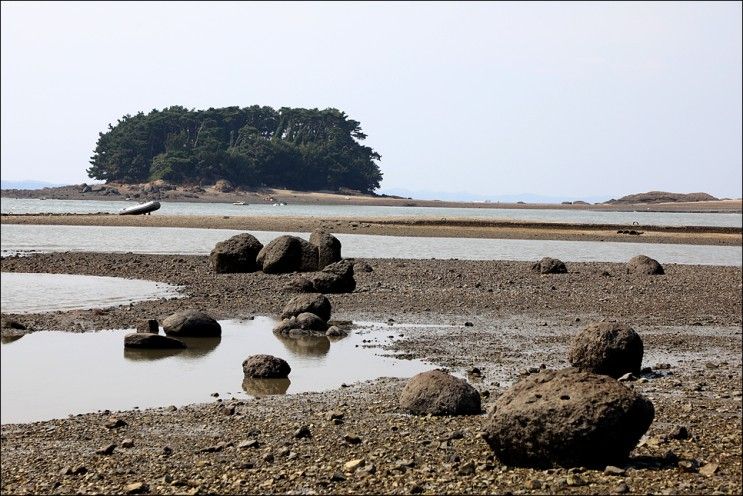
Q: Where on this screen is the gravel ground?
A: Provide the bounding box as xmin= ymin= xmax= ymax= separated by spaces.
xmin=1 ymin=252 xmax=742 ymax=494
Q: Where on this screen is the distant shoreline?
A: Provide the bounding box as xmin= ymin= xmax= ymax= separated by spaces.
xmin=2 ymin=183 xmax=741 ymax=213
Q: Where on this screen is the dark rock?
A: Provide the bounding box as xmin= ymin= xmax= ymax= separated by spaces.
xmin=311 ymin=260 xmax=356 ymax=293
xmin=104 ymin=418 xmax=127 ymax=429
xmin=209 ymin=233 xmax=263 ymax=273
xmin=484 ymin=367 xmax=654 ymax=467
xmin=283 ymin=276 xmax=315 ymax=293
xmin=296 ymin=312 xmax=328 ymax=332
xmin=626 ymin=255 xmax=664 ymax=275
xmin=667 ymin=425 xmax=690 ymax=440
xmin=568 ymin=321 xmax=643 ymax=378
xmin=162 ymin=310 xmax=221 ymax=337
xmin=531 ymin=257 xmax=568 ymax=274
xmin=96 ymin=443 xmax=116 ymax=455
xmin=309 ymin=229 xmax=342 ymax=269
xmin=1 ymin=318 xmax=26 ymax=330
xmin=242 ymin=354 xmax=291 ymax=379
xmin=294 ymin=425 xmax=312 ymax=439
xmin=257 ymin=235 xmax=318 ymax=273
xmin=280 ymin=293 xmax=332 ymax=321
xmin=136 ymin=319 xmax=159 ymax=334
xmin=354 ymin=261 xmax=373 ymax=272
xmin=124 ymin=333 xmax=186 ymax=349
xmin=399 ymin=370 xmax=482 ymax=416
xmin=326 ymin=326 xmax=348 ymax=338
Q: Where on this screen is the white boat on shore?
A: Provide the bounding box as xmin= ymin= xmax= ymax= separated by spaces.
xmin=232 ymin=201 xmax=249 ymax=205
xmin=119 ymin=201 xmax=160 ymax=215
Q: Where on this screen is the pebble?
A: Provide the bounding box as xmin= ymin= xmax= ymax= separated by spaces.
xmin=343 ymin=434 xmax=362 ymax=445
xmin=343 ymin=458 xmax=365 ymax=473
xmin=121 ymin=438 xmax=134 ymax=448
xmin=238 ymin=439 xmax=259 ymax=449
xmin=699 ymin=463 xmax=719 ymax=477
xmin=104 ymin=418 xmax=127 ymax=429
xmin=294 ymin=426 xmax=312 ymax=439
xmin=124 ymin=482 xmax=148 ymax=494
xmin=96 ymin=443 xmax=116 ymax=456
xmin=604 ymin=465 xmax=626 ymax=476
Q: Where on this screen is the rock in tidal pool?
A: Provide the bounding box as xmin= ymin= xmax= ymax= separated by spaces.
xmin=531 ymin=257 xmax=567 ymax=274
xmin=256 ymin=235 xmax=318 ymax=274
xmin=280 ymin=293 xmax=332 ymax=321
xmin=242 ymin=354 xmax=291 ymax=379
xmin=209 ymin=233 xmax=263 ymax=273
xmin=273 ymin=312 xmax=328 ymax=335
xmin=326 ymin=326 xmax=348 ymax=338
xmin=568 ymin=321 xmax=643 ymax=378
xmin=309 ymin=229 xmax=342 ymax=269
xmin=399 ymin=370 xmax=481 ymax=416
xmin=626 ymin=255 xmax=664 ymax=275
xmin=162 ymin=310 xmax=221 ymax=337
xmin=124 ymin=333 xmax=186 ymax=349
xmin=484 ymin=367 xmax=654 ymax=468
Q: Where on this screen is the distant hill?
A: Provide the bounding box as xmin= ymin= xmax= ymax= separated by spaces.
xmin=605 ymin=191 xmax=719 ymax=204
xmin=378 ymin=187 xmax=608 ymax=204
xmin=1 ymin=180 xmax=65 ymax=190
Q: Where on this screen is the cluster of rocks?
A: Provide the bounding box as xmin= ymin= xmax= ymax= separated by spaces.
xmin=209 ymin=230 xmax=356 ymax=293
xmin=398 ymin=320 xmax=654 ymax=468
xmin=531 ymin=255 xmax=664 ymax=276
xmin=123 ymin=310 xmax=221 ymax=349
xmin=272 ymin=293 xmax=347 ymax=339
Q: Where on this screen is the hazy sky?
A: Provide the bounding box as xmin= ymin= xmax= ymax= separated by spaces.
xmin=2 ymin=1 xmax=741 ymax=199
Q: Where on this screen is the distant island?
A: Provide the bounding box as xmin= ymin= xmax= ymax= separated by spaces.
xmin=85 ymin=105 xmax=383 ymax=193
xmin=606 ymin=191 xmax=720 ymax=204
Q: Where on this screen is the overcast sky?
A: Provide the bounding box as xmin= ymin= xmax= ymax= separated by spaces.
xmin=2 ymin=1 xmax=741 ymax=199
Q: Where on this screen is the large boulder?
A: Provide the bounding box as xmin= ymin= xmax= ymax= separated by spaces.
xmin=280 ymin=293 xmax=332 ymax=321
xmin=162 ymin=310 xmax=221 ymax=337
xmin=124 ymin=333 xmax=186 ymax=349
xmin=484 ymin=368 xmax=654 ymax=468
xmin=309 ymin=230 xmax=341 ymax=269
xmin=257 ymin=235 xmax=318 ymax=274
xmin=242 ymin=354 xmax=291 ymax=379
xmin=209 ymin=233 xmax=264 ymax=273
xmin=568 ymin=321 xmax=643 ymax=378
xmin=311 ymin=260 xmax=356 ymax=293
xmin=399 ymin=370 xmax=481 ymax=416
xmin=627 ymin=255 xmax=664 ymax=275
xmin=213 ymin=179 xmax=234 ymax=192
xmin=531 ymin=257 xmax=567 ymax=274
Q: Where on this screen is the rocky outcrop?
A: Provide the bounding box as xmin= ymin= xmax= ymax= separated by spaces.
xmin=242 ymin=354 xmax=291 ymax=379
xmin=484 ymin=368 xmax=654 ymax=468
xmin=162 ymin=310 xmax=221 ymax=337
xmin=627 ymin=255 xmax=664 ymax=275
xmin=568 ymin=321 xmax=643 ymax=378
xmin=399 ymin=370 xmax=481 ymax=416
xmin=256 ymin=236 xmax=318 ymax=274
xmin=124 ymin=333 xmax=186 ymax=349
xmin=209 ymin=233 xmax=264 ymax=273
xmin=280 ymin=293 xmax=332 ymax=322
xmin=531 ymin=257 xmax=567 ymax=274
xmin=273 ymin=312 xmax=328 ymax=335
xmin=309 ymin=230 xmax=341 ymax=269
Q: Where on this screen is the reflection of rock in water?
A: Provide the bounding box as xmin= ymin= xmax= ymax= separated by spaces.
xmin=178 ymin=337 xmax=222 ymax=358
xmin=274 ymin=333 xmax=330 ymax=357
xmin=242 ymin=377 xmax=291 ymax=397
xmin=123 ymin=347 xmax=185 ymax=361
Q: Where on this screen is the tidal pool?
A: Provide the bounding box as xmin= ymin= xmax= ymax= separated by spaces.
xmin=0 ymin=318 xmax=432 ymax=424
xmin=0 ymin=272 xmax=183 ymax=314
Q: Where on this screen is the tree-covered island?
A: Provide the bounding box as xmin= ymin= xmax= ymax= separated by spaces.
xmin=86 ymin=106 xmax=382 ymax=193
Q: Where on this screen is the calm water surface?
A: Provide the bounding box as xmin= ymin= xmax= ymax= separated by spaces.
xmin=1 ymin=272 xmax=183 ymax=314
xmin=1 ymin=224 xmax=740 ymax=266
xmin=2 ymin=197 xmax=741 ymax=227
xmin=0 ymin=317 xmax=434 ymax=424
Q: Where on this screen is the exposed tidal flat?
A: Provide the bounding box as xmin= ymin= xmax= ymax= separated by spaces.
xmin=1 ymin=248 xmax=742 ymax=494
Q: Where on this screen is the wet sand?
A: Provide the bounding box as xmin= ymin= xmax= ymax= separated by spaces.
xmin=2 ymin=213 xmax=741 ymax=245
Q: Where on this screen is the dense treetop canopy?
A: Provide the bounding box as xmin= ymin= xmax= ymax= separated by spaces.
xmin=86 ymin=106 xmax=382 ymax=192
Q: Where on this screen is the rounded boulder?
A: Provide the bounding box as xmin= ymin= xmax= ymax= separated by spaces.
xmin=162 ymin=310 xmax=221 ymax=337
xmin=124 ymin=333 xmax=186 ymax=349
xmin=257 ymin=235 xmax=318 ymax=274
xmin=281 ymin=293 xmax=332 ymax=321
xmin=568 ymin=321 xmax=643 ymax=378
xmin=309 ymin=229 xmax=342 ymax=269
xmin=399 ymin=370 xmax=481 ymax=416
xmin=209 ymin=233 xmax=263 ymax=273
xmin=242 ymin=354 xmax=291 ymax=379
xmin=484 ymin=367 xmax=654 ymax=468
xmin=531 ymin=257 xmax=567 ymax=274
xmin=627 ymin=255 xmax=664 ymax=275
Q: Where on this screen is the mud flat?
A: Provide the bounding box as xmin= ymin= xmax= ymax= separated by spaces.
xmin=1 ymin=253 xmax=741 ymax=494
xmin=2 ymin=213 xmax=741 ymax=245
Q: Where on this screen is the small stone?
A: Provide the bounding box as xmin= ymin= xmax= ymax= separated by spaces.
xmin=96 ymin=443 xmax=116 ymax=455
xmin=344 ymin=459 xmax=365 ymax=473
xmin=566 ymin=474 xmax=585 ymax=486
xmin=618 ymin=372 xmax=637 ymax=382
xmin=699 ymin=463 xmax=719 ymax=477
xmin=238 ymin=439 xmax=259 ymax=449
xmin=222 ymin=405 xmax=236 ymax=416
xmin=613 ymin=483 xmax=630 ymax=494
xmin=161 ymin=446 xmax=173 ymax=456
xmin=278 ymin=446 xmax=291 ymax=457
xmin=668 ymin=425 xmax=690 ymax=440
xmin=330 ymin=471 xmax=346 ymax=482
xmin=359 ymin=463 xmax=377 ymax=475
xmin=262 ymin=453 xmax=275 ymax=463
xmin=410 ymin=483 xmax=425 ymax=494
xmin=604 ymin=465 xmax=626 ymax=476
xmin=326 ymin=411 xmax=344 ymax=421
xmin=464 ymin=322 xmax=474 ymax=327
xmin=524 ymin=479 xmax=542 ymax=490
xmin=125 ymin=482 xmax=148 ymax=494
xmin=104 ymin=418 xmax=127 ymax=429
xmin=294 ymin=425 xmax=312 ymax=439
xmin=167 ymin=405 xmax=178 ymax=412
xmin=457 ymin=461 xmax=476 ymax=476
xmin=344 ymin=434 xmax=362 ymax=445
xmin=121 ymin=438 xmax=134 ymax=448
